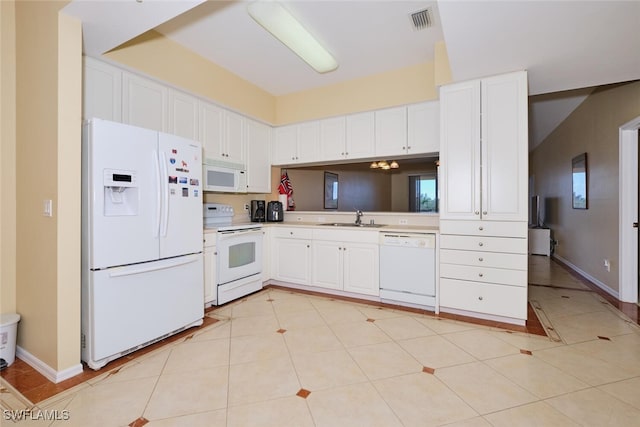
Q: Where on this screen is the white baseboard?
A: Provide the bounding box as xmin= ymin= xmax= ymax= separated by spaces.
xmin=553 ymin=254 xmax=620 ymax=299
xmin=16 ymin=346 xmax=83 ymax=384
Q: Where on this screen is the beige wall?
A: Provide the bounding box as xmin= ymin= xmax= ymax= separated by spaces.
xmin=275 ymin=62 xmax=437 ymax=125
xmin=1 ymin=0 xmax=17 ymax=314
xmin=14 ymin=0 xmax=80 ymax=372
xmin=530 ymin=81 xmax=640 ymax=294
xmin=105 ymin=31 xmax=276 ymax=124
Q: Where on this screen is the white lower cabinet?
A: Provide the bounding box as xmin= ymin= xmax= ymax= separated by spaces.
xmin=439 ymin=220 xmax=528 ymax=324
xmin=203 ymin=233 xmax=217 ymax=306
xmin=261 ymin=227 xmax=271 ymax=282
xmin=342 ymin=243 xmax=379 ymax=296
xmin=439 ymin=278 xmax=527 ymax=320
xmin=311 ymin=229 xmax=379 ymax=296
xmin=271 ymin=228 xmax=312 ymax=285
xmin=311 ymin=240 xmax=343 ymax=290
xmin=269 ymin=227 xmax=380 ymax=297
xmin=311 ymin=241 xmax=379 ymax=296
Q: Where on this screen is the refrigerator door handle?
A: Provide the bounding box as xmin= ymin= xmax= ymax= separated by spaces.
xmin=109 ymin=256 xmax=199 ymax=278
xmin=160 ymin=151 xmax=170 ymax=237
xmin=153 ymin=150 xmax=161 ymax=237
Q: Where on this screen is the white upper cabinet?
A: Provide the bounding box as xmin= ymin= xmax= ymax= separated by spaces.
xmin=224 ymin=111 xmax=246 ymax=165
xmin=273 ymin=125 xmax=297 ymax=165
xmin=345 ymin=112 xmax=376 ymax=159
xmin=272 ymin=121 xmax=319 ymax=165
xmin=167 ymin=91 xmax=198 ymax=141
xmin=199 ymin=101 xmax=224 ymax=159
xmin=440 ymin=71 xmax=528 ymax=222
xmin=122 ymin=72 xmax=168 ymax=132
xmin=296 ymin=121 xmax=320 ymax=162
xmin=318 ymin=117 xmax=347 ymax=161
xmin=319 ymin=113 xmax=376 ymax=162
xmin=407 ymin=101 xmax=439 ymax=154
xmin=375 ymin=106 xmax=407 ymax=157
xmin=199 ymin=101 xmax=245 ymax=165
xmin=83 ymin=57 xmax=122 ymax=122
xmin=246 ymin=119 xmax=272 ymax=193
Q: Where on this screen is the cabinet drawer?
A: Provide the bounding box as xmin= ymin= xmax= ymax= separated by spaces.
xmin=271 ymin=227 xmax=313 ymax=239
xmin=313 ymin=228 xmax=378 ymax=244
xmin=440 ymin=235 xmax=527 ymax=254
xmin=440 ymin=220 xmax=527 ymax=238
xmin=440 ymin=249 xmax=527 ymax=270
xmin=440 ymin=263 xmax=527 ymax=287
xmin=204 ymin=233 xmax=217 ymax=248
xmin=440 ymin=278 xmax=527 ymax=319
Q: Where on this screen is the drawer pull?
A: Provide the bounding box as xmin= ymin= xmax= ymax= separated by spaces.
xmin=479 ymin=242 xmax=484 ymax=247
xmin=478 ymin=257 xmax=484 ymax=262
xmin=479 ymin=226 xmax=484 ymax=231
xmin=478 ymin=296 xmax=483 ymax=301
xmin=479 ymin=273 xmax=484 ymax=277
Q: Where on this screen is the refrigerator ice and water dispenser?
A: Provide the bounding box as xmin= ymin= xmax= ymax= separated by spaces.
xmin=103 ymin=169 xmax=138 ymax=216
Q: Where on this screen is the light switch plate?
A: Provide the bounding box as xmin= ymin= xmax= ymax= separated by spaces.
xmin=43 ymin=199 xmax=53 ymax=217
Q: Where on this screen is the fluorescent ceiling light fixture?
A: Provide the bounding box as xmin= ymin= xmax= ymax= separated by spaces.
xmin=247 ymin=1 xmax=338 ymax=74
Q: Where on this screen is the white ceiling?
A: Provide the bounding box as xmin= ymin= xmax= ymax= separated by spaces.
xmin=63 ymin=0 xmax=640 ymax=150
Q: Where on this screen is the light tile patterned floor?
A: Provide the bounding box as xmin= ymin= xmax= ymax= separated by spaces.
xmin=3 ymin=256 xmax=640 ymax=426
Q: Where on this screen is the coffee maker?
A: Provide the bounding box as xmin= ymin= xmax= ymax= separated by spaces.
xmin=250 ymin=200 xmax=265 ymax=222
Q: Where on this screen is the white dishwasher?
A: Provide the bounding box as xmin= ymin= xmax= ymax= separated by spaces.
xmin=379 ymin=232 xmax=437 ymax=310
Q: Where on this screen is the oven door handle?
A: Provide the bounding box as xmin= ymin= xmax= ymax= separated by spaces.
xmin=218 ymin=228 xmax=262 ymax=237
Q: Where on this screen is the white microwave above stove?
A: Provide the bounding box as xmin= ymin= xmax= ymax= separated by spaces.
xmin=203 ymin=159 xmax=247 ymax=193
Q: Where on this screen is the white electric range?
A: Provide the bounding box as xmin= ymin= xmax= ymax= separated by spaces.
xmin=203 ymin=204 xmax=263 ymax=304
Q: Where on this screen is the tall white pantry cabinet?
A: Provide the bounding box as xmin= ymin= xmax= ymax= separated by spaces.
xmin=438 ymin=71 xmax=529 ymax=325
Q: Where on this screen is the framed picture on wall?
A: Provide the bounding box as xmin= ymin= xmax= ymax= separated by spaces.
xmin=324 ymin=172 xmax=338 ymax=209
xmin=572 ymin=153 xmax=588 ymax=209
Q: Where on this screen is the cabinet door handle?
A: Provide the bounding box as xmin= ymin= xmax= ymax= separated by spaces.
xmin=482 ymin=211 xmax=487 ymax=215
xmin=475 ymin=211 xmax=480 ymax=215
xmin=306 ymin=244 xmax=310 ymax=248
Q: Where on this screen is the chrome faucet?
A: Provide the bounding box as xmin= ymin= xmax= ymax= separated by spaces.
xmin=355 ymin=209 xmax=364 ymax=225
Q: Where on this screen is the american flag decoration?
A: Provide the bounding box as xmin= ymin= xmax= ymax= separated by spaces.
xmin=278 ymin=171 xmax=295 ymax=211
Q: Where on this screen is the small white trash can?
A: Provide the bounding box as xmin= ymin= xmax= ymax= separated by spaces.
xmin=0 ymin=313 xmax=21 ymax=368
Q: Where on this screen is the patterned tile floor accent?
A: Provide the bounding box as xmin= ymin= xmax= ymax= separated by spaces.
xmin=2 ymin=256 xmax=640 ymax=426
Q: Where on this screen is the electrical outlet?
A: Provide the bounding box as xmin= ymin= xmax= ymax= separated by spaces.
xmin=244 ymin=203 xmax=250 ymax=211
xmin=604 ymin=259 xmax=610 ymax=272
xmin=399 ymin=219 xmax=408 ymax=225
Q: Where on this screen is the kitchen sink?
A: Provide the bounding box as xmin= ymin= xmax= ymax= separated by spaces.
xmin=320 ymin=222 xmax=386 ymax=228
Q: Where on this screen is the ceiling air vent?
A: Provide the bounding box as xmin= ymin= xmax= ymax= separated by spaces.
xmin=410 ymin=8 xmax=433 ymax=31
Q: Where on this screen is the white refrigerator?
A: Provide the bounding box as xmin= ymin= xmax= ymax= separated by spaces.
xmin=81 ymin=118 xmax=204 ymax=370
